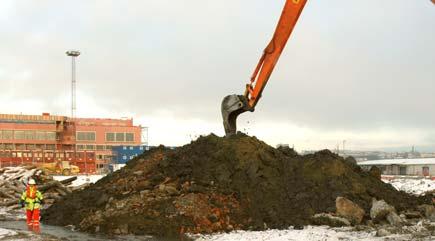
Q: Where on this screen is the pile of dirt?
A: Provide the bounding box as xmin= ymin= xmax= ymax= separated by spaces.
xmin=41 ymin=133 xmax=431 ymax=237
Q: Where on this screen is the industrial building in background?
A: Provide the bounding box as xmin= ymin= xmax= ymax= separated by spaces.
xmin=0 ymin=113 xmax=146 ymax=174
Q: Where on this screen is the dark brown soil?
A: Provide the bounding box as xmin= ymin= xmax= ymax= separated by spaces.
xmin=41 ymin=133 xmax=431 ymax=237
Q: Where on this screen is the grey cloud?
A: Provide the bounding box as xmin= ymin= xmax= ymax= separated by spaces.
xmin=0 ymin=0 xmax=434 ymax=138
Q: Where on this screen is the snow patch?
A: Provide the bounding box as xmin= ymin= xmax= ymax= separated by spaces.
xmin=53 ymin=175 xmax=104 ymax=187
xmin=0 ymin=228 xmax=17 ymax=238
xmin=193 ymin=226 xmax=388 ymax=241
xmin=383 ymin=178 xmax=435 ymax=196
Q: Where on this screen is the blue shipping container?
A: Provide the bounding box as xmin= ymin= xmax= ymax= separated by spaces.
xmin=111 ymin=145 xmax=149 ymax=164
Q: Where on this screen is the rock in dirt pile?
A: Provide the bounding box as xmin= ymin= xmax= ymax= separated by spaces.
xmin=41 ymin=134 xmax=432 ymax=237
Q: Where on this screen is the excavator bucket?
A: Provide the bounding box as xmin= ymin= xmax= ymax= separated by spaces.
xmin=221 ymin=95 xmax=249 ymax=136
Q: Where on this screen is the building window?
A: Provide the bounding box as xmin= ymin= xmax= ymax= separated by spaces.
xmin=26 ymin=144 xmax=35 ymax=150
xmin=35 ymin=144 xmax=44 ymax=150
xmin=2 ymin=130 xmax=13 ymax=140
xmin=16 ymin=144 xmax=25 ymax=150
xmin=96 ymin=145 xmax=105 ymax=151
xmin=126 ymin=133 xmax=134 ymax=142
xmin=76 ymin=145 xmax=85 ymax=150
xmin=106 ymin=132 xmax=133 ymax=142
xmin=116 ymin=133 xmax=125 ymax=142
xmin=46 ymin=144 xmax=55 ymax=150
xmin=106 ymin=133 xmax=115 ymax=142
xmin=399 ymin=166 xmax=407 ymax=175
xmin=77 ymin=132 xmax=96 ymax=141
xmin=86 ymin=144 xmax=95 ymax=150
xmin=106 ymin=145 xmax=112 ymax=150
xmin=36 ymin=131 xmax=46 ymax=140
xmin=5 ymin=144 xmax=14 ymax=150
xmin=46 ymin=132 xmax=56 ymax=141
xmin=14 ymin=131 xmax=25 ymax=140
xmin=25 ymin=131 xmax=35 ymax=140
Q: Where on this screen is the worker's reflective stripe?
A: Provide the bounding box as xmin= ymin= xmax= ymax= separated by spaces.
xmin=26 ymin=186 xmax=37 ymax=199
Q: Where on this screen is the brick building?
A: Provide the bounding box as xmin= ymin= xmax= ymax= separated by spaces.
xmin=0 ymin=113 xmax=143 ymax=173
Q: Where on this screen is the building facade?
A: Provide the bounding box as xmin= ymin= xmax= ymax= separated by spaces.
xmin=358 ymin=158 xmax=435 ymax=176
xmin=0 ymin=113 xmax=143 ymax=173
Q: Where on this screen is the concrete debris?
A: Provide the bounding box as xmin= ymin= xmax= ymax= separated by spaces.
xmin=402 ymin=210 xmax=422 ymax=219
xmin=417 ymin=204 xmax=435 ymax=222
xmin=335 ymin=197 xmax=365 ymax=225
xmin=386 ymin=212 xmax=403 ymax=226
xmin=370 ymin=199 xmax=395 ymax=222
xmin=375 ymin=228 xmax=391 ymax=237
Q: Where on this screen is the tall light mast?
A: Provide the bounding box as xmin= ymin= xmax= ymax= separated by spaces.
xmin=66 ymin=50 xmax=83 ymax=172
xmin=66 ymin=50 xmax=80 ymax=119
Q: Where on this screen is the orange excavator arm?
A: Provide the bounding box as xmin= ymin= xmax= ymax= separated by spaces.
xmin=222 ymin=0 xmax=308 ymax=136
xmin=245 ymin=0 xmax=308 ymax=108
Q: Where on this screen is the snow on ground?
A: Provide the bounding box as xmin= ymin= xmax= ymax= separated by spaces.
xmin=53 ymin=175 xmax=105 ymax=187
xmin=383 ymin=177 xmax=435 ymax=196
xmin=193 ymin=226 xmax=411 ymax=241
xmin=0 ymin=228 xmax=17 ymax=239
xmin=0 ymin=207 xmax=25 ymax=221
xmin=0 ymin=208 xmax=7 ymax=216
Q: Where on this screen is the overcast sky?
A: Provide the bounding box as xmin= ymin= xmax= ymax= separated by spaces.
xmin=1 ymin=0 xmax=434 ymax=151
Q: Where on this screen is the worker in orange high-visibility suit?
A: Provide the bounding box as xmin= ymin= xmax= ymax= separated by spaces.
xmin=19 ymin=179 xmax=43 ymax=232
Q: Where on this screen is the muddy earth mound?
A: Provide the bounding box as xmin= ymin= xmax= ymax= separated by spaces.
xmin=42 ymin=134 xmax=431 ymax=237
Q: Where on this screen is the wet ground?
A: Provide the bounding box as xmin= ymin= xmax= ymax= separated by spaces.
xmin=0 ymin=220 xmax=181 ymax=241
xmin=3 ymin=220 xmax=434 ymax=241
xmin=1 ymin=207 xmax=183 ymax=241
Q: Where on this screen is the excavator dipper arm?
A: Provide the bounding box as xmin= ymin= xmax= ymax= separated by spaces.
xmin=221 ymin=0 xmax=308 ymax=136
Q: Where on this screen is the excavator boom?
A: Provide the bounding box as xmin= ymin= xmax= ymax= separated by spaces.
xmin=222 ymin=0 xmax=308 ymax=136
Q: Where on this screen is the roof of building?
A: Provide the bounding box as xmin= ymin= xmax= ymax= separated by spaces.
xmin=0 ymin=113 xmax=137 ymax=127
xmin=358 ymin=158 xmax=435 ymax=166
xmin=0 ymin=113 xmax=66 ymax=122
